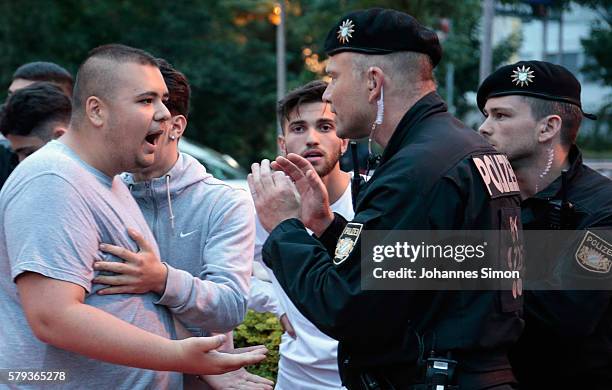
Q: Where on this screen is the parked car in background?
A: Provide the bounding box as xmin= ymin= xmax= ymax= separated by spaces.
xmin=179 ymin=137 xmax=248 ymax=190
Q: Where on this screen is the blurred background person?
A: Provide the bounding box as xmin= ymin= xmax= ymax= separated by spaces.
xmin=0 ymin=61 xmax=74 ymax=188
xmin=0 ymin=82 xmax=70 ymax=162
xmin=8 ymin=61 xmax=73 ymax=97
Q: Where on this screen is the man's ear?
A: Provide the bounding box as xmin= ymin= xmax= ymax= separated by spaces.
xmin=85 ymin=96 xmax=105 ymax=127
xmin=277 ymin=134 xmax=287 ymax=156
xmin=340 ymin=138 xmax=349 ymax=155
xmin=366 ymin=66 xmax=385 ymax=104
xmin=170 ymin=115 xmax=187 ymax=140
xmin=537 ymin=114 xmax=562 ymax=143
xmin=51 ymin=126 xmax=67 ymax=139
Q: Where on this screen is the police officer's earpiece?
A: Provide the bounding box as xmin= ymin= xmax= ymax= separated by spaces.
xmin=367 ymin=67 xmax=380 ymax=90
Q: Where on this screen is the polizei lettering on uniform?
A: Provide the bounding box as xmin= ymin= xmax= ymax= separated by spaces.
xmin=344 ymin=227 xmax=361 ymax=236
xmin=472 ymin=154 xmax=520 ymax=198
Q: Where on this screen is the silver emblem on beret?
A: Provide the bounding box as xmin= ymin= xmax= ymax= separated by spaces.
xmin=337 ymin=19 xmax=355 ymax=44
xmin=511 ymin=65 xmax=535 ymax=87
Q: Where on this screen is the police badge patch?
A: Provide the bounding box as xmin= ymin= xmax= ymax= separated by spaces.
xmin=333 ymin=222 xmax=363 ymax=265
xmin=575 ymin=231 xmax=612 ymax=273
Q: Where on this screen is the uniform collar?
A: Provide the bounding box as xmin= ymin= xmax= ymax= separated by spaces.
xmin=379 ymin=92 xmax=447 ymax=165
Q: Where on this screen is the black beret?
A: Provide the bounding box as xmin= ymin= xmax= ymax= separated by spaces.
xmin=477 ymin=60 xmax=596 ymax=119
xmin=323 ymin=8 xmax=442 ymax=67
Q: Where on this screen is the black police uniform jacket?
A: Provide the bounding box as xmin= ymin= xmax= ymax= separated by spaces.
xmin=511 ymin=145 xmax=612 ymax=389
xmin=263 ymin=92 xmax=524 ymax=385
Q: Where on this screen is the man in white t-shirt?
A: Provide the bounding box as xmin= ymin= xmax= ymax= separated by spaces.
xmin=249 ymin=80 xmax=352 ymax=389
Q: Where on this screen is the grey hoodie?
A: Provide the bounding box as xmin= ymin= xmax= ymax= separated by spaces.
xmin=122 ymin=152 xmax=254 ymax=335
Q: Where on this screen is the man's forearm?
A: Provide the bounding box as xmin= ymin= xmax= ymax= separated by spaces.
xmin=157 ymin=265 xmax=247 ymax=332
xmin=17 ymin=271 xmax=182 ymax=371
xmin=29 ymin=299 xmax=265 ymax=376
xmin=37 ymin=301 xmax=184 ymax=371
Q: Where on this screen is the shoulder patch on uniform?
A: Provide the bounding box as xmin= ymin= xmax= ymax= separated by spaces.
xmin=575 ymin=231 xmax=612 ymax=273
xmin=333 ymin=222 xmax=363 ymax=266
xmin=472 ymin=153 xmax=520 ymax=198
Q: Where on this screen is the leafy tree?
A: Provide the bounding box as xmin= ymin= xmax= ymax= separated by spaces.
xmin=575 ymin=0 xmax=611 ymax=152
xmin=578 ymin=0 xmax=611 ymax=86
xmin=0 ymin=0 xmax=280 ymax=165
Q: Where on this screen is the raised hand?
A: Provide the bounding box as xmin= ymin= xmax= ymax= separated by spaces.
xmin=248 ymin=159 xmax=301 ymax=233
xmin=272 ymin=153 xmax=334 ymax=236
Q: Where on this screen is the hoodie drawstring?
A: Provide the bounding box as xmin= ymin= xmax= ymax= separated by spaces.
xmin=165 ymin=174 xmax=175 ymax=229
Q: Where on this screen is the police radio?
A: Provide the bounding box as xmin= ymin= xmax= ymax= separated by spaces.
xmin=424 ymin=351 xmax=457 ymax=390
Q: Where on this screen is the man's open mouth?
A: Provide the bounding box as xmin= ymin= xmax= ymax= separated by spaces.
xmin=302 ymin=149 xmax=324 ymax=160
xmin=144 ymin=131 xmax=163 ymax=146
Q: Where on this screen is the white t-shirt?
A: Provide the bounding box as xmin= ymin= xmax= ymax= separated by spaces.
xmin=250 ymin=182 xmax=354 ymax=390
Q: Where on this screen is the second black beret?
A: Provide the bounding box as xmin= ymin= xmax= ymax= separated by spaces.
xmin=477 ymin=60 xmax=596 ymax=119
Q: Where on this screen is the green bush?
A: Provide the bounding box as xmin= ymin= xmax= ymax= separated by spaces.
xmin=234 ymin=310 xmax=282 ymax=381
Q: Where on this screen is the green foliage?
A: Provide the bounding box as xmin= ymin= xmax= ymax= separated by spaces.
xmin=578 ymin=100 xmax=612 ymax=153
xmin=576 ymin=0 xmax=612 ymax=148
xmin=578 ymin=0 xmax=612 ymax=85
xmin=581 ymin=24 xmax=612 ymax=84
xmin=234 ymin=310 xmax=282 ymax=381
xmin=0 ymin=0 xmax=280 ymax=166
xmin=433 ymin=1 xmax=522 ymax=116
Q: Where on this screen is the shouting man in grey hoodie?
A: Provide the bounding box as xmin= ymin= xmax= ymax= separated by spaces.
xmin=91 ymin=59 xmax=273 ymax=389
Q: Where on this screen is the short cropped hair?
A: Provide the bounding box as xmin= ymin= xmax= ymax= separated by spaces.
xmin=522 ymin=96 xmax=583 ymax=145
xmin=156 ymin=58 xmax=191 ymax=118
xmin=72 ymin=44 xmax=158 ymax=118
xmin=0 ymin=82 xmax=71 ymax=140
xmin=12 ymin=61 xmax=73 ymax=96
xmin=351 ymin=51 xmax=435 ymax=86
xmin=277 ymin=80 xmax=328 ymax=132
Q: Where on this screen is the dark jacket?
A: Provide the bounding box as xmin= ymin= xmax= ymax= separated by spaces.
xmin=263 ymin=92 xmax=524 ymax=389
xmin=511 ymin=145 xmax=612 ymax=389
xmin=0 ymin=139 xmax=16 ymax=189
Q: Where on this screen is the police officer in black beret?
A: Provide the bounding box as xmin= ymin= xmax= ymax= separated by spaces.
xmin=250 ymin=8 xmax=524 ymax=389
xmin=478 ymin=60 xmax=612 ymax=389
